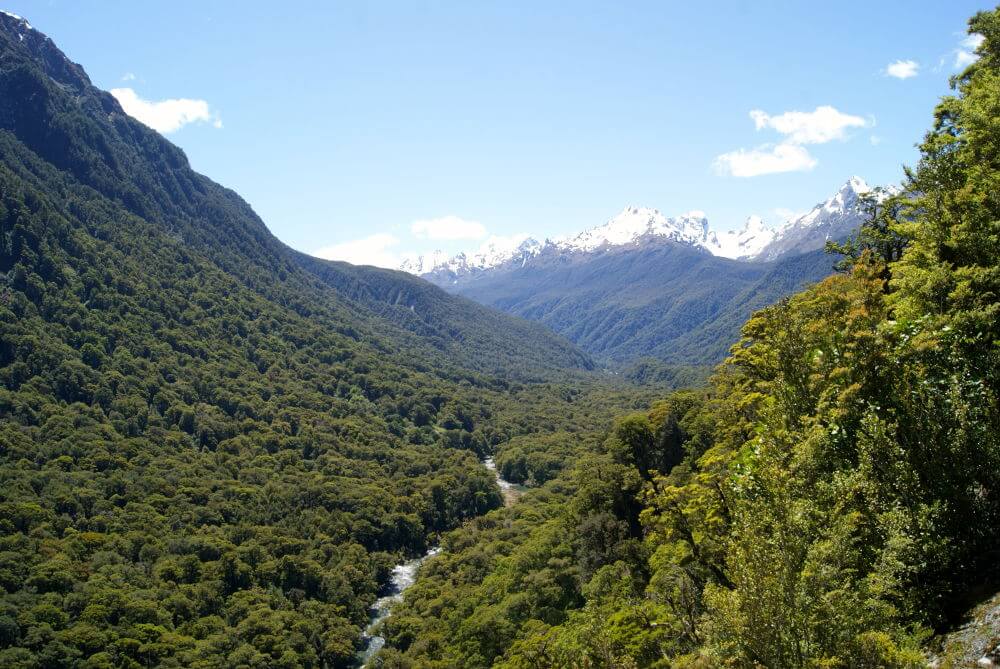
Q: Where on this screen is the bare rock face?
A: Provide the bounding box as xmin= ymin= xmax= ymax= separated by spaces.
xmin=932 ymin=591 xmax=1000 ymax=668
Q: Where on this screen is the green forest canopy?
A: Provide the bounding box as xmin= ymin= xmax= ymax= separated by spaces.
xmin=378 ymin=7 xmax=1000 ymax=668
xmin=0 ymin=12 xmax=654 ymax=668
xmin=1 ymin=3 xmax=1000 ymax=669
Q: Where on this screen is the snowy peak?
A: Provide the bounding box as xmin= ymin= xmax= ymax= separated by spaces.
xmin=557 ymin=205 xmax=777 ymax=260
xmin=0 ymin=10 xmax=96 ymax=96
xmin=844 ymin=174 xmax=870 ymax=193
xmin=399 ymin=177 xmax=888 ymax=277
xmin=0 ymin=10 xmax=33 ymax=30
xmin=399 ymin=249 xmax=451 ymax=275
xmin=476 ymin=235 xmax=543 ymax=268
xmin=756 ymin=176 xmax=885 ymax=261
xmin=825 ymin=175 xmax=870 ymax=213
xmin=0 ymin=9 xmax=35 ymax=45
xmin=712 ymin=215 xmax=778 ymax=259
xmin=554 ymin=206 xmax=710 ymax=253
xmin=806 ymin=176 xmax=869 ymax=221
xmin=743 ymin=214 xmax=768 ymax=232
xmin=401 ymin=235 xmax=544 ymax=279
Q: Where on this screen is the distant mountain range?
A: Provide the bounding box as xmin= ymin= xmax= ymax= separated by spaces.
xmin=402 ymin=176 xmax=880 ymax=280
xmin=401 ymin=177 xmax=887 ymax=365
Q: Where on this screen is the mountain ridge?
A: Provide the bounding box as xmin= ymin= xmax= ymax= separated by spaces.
xmin=396 ymin=178 xmax=890 ymax=366
xmin=400 ymin=176 xmax=886 ymax=284
xmin=0 ymin=10 xmax=592 ymax=380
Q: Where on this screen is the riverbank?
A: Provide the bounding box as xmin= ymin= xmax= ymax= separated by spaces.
xmin=356 ymin=455 xmax=525 ymax=665
xmin=483 ymin=456 xmax=527 ymax=507
xmin=355 ymin=546 xmax=441 ymax=667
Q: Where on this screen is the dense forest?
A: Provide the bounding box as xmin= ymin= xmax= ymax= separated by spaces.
xmin=376 ymin=8 xmax=1000 ymax=668
xmin=1 ymin=3 xmax=999 ymax=669
xmin=0 ymin=12 xmax=656 ymax=668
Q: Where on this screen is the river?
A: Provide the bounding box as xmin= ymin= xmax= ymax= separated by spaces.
xmin=355 ymin=455 xmax=523 ymax=665
xmin=483 ymin=456 xmax=526 ymax=507
xmin=355 ymin=546 xmax=441 ymax=667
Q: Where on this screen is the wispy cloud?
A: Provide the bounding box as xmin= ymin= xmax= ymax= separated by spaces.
xmin=313 ymin=215 xmax=492 ymax=269
xmin=715 ymin=106 xmax=870 ymax=177
xmin=714 ymin=144 xmax=817 ymax=178
xmin=885 ymin=59 xmax=919 ymax=79
xmin=411 ymin=215 xmax=487 ymax=240
xmin=110 ymin=87 xmax=222 ymax=133
xmin=955 ymin=33 xmax=984 ymax=68
xmin=312 ymin=233 xmax=401 ymax=268
xmin=121 ymin=72 xmax=137 ymax=82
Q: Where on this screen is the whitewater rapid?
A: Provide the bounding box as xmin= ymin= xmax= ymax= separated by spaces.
xmin=356 ymin=456 xmax=523 ymax=665
xmin=356 ymin=546 xmax=441 ymax=667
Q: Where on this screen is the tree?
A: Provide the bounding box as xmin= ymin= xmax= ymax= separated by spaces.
xmin=826 ymin=187 xmax=908 ymax=283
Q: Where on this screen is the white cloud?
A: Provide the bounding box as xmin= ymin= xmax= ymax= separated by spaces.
xmin=955 ymin=50 xmax=978 ymax=68
xmin=716 ymin=105 xmax=869 ymax=178
xmin=713 ymin=143 xmax=817 ymax=178
xmin=110 ymin=87 xmax=222 ymax=134
xmin=749 ymin=106 xmax=869 ymax=145
xmin=312 ymin=233 xmax=401 ymax=268
xmin=121 ymin=72 xmax=137 ymax=82
xmin=411 ymin=215 xmax=487 ymax=240
xmin=962 ymin=34 xmax=986 ymax=49
xmin=885 ymin=59 xmax=919 ymax=79
xmin=955 ymin=33 xmax=985 ymax=68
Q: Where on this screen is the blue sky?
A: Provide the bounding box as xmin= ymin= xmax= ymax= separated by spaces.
xmin=7 ymin=1 xmax=992 ymax=267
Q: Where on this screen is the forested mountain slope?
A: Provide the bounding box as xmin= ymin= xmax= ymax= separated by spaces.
xmin=292 ymin=254 xmax=592 ymax=377
xmin=452 ymin=240 xmax=834 ymax=365
xmin=0 ymin=12 xmax=618 ymax=668
xmin=381 ymin=7 xmax=1000 ymax=668
xmin=0 ymin=10 xmax=589 ymax=381
xmin=403 ymin=178 xmax=879 ymax=366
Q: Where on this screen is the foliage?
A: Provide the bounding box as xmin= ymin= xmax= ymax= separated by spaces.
xmin=825 ymin=187 xmax=908 ymax=277
xmin=0 ymin=16 xmax=644 ymax=668
xmin=3 ymin=4 xmax=1000 ymax=667
xmin=378 ymin=8 xmax=1000 ymax=667
xmin=447 ymin=241 xmax=838 ymax=366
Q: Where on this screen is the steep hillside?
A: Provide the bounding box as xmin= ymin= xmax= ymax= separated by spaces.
xmin=0 ymin=12 xmax=607 ymax=668
xmin=294 ymin=254 xmax=592 ymax=376
xmin=444 ymin=240 xmax=835 ymax=365
xmin=403 ymin=179 xmax=877 ymax=365
xmin=0 ymin=10 xmax=589 ymax=380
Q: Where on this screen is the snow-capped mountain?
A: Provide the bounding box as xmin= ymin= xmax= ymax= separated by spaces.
xmin=556 ymin=206 xmax=782 ymax=260
xmin=396 ymin=177 xmax=892 ymax=365
xmin=556 ymin=207 xmax=712 ymax=253
xmin=400 ymin=177 xmax=884 ymax=281
xmin=400 ymin=235 xmax=542 ymax=277
xmin=712 ymin=215 xmax=778 ymax=259
xmin=754 ymin=176 xmax=889 ymax=261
